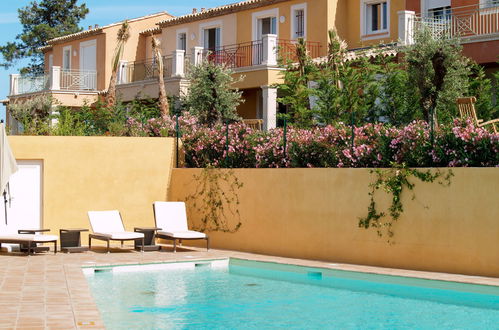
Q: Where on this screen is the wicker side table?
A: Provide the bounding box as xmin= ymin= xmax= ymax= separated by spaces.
xmin=59 ymin=228 xmax=89 ymax=253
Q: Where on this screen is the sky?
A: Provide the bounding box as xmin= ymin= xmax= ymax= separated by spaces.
xmin=0 ymin=0 xmax=232 ymax=121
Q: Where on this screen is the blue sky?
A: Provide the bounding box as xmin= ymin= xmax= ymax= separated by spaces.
xmin=0 ymin=0 xmax=231 ymax=120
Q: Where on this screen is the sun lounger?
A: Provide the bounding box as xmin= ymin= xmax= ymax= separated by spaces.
xmin=0 ymin=234 xmax=58 ymax=254
xmin=153 ymin=201 xmax=209 ymax=252
xmin=88 ymin=210 xmax=144 ymax=253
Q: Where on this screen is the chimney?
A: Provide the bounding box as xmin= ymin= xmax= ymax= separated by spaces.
xmin=201 ymin=8 xmax=206 ymax=12
xmin=88 ymin=25 xmax=92 ymax=30
xmin=192 ymin=8 xmax=197 ymax=14
xmin=94 ymin=24 xmax=99 ymax=29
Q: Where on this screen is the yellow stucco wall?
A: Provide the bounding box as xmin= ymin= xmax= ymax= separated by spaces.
xmin=161 ymin=14 xmax=238 ymax=55
xmin=43 ymin=13 xmax=170 ymax=94
xmin=9 ymin=136 xmax=175 ymax=244
xmin=169 ymin=168 xmax=499 ymax=277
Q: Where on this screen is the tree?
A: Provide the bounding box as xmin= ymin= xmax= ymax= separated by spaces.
xmin=310 ymin=30 xmax=379 ymax=126
xmin=105 ymin=21 xmax=130 ymax=108
xmin=8 ymin=94 xmax=53 ymax=134
xmin=184 ymin=61 xmax=242 ymax=126
xmin=468 ymin=62 xmax=497 ymax=121
xmin=405 ymin=28 xmax=469 ymax=127
xmin=0 ymin=0 xmax=88 ymax=73
xmin=151 ymin=36 xmax=169 ymax=116
xmin=278 ymin=38 xmax=315 ymax=127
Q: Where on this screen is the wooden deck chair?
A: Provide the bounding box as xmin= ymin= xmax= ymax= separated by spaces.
xmin=457 ymin=97 xmax=498 ymax=133
xmin=243 ymin=119 xmax=263 ymax=130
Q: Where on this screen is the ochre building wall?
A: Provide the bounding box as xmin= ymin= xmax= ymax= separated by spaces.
xmin=169 ymin=167 xmax=499 ymax=278
xmin=9 ymin=136 xmax=175 ymax=245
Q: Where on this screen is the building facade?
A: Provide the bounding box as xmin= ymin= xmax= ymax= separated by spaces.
xmin=6 ymin=0 xmax=499 ymax=131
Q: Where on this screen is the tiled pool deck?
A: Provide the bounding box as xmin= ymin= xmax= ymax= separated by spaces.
xmin=1 ymin=245 xmax=498 ymax=329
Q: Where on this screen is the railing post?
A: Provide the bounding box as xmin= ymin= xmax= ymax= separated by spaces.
xmin=118 ymin=60 xmax=128 ymax=84
xmin=262 ymin=34 xmax=278 ymax=66
xmin=50 ymin=66 xmax=61 ymax=90
xmin=261 ymin=85 xmax=277 ymax=130
xmin=172 ymin=49 xmax=185 ymax=77
xmin=9 ymin=74 xmax=20 ymax=95
xmin=398 ymin=10 xmax=416 ymax=45
xmin=191 ymin=46 xmax=204 ymax=66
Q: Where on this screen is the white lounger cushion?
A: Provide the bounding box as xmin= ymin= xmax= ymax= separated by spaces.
xmin=154 ymin=202 xmax=189 ymax=232
xmin=153 ymin=202 xmax=206 ymax=239
xmin=92 ymin=232 xmax=144 ymax=240
xmin=157 ymin=230 xmax=206 ymax=239
xmin=88 ymin=210 xmax=126 ymax=233
xmin=0 ymin=234 xmax=58 ymax=242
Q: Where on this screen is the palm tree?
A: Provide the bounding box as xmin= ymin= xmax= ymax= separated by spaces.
xmin=152 ymin=36 xmax=169 ymax=116
xmin=105 ymin=21 xmax=130 ymax=108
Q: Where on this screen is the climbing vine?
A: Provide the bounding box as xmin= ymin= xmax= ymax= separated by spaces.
xmin=185 ymin=167 xmax=243 ymax=233
xmin=359 ymin=163 xmax=453 ymax=242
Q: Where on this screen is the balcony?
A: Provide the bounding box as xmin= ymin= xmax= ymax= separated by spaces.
xmin=118 ymin=35 xmax=322 ymax=85
xmin=399 ymin=4 xmax=499 ymax=45
xmin=9 ymin=67 xmax=98 ymax=96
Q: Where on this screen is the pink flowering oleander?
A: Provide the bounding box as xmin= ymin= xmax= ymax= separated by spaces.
xmin=125 ymin=116 xmax=498 ymax=168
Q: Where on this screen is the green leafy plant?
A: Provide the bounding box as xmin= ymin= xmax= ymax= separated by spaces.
xmin=185 ymin=167 xmax=243 ymax=233
xmin=183 ymin=60 xmax=243 ymax=126
xmin=359 ymin=163 xmax=453 ymax=241
xmin=8 ymin=94 xmax=53 ymax=135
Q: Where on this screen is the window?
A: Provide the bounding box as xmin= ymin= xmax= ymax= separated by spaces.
xmin=62 ymin=46 xmax=71 ymax=70
xmin=178 ymin=32 xmax=187 ymax=51
xmin=366 ymin=1 xmax=388 ymax=33
xmin=291 ymin=4 xmax=307 ymax=39
xmin=428 ymin=6 xmax=451 ymax=21
xmin=252 ymin=8 xmax=279 ymax=41
xmin=203 ymin=27 xmax=221 ymax=50
xmin=482 ymin=0 xmax=499 ymax=8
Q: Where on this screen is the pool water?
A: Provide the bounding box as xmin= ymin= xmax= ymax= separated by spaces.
xmin=84 ymin=259 xmax=499 ymax=329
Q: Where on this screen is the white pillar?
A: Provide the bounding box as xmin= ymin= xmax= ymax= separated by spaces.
xmin=398 ymin=10 xmax=416 ymax=46
xmin=261 ymin=85 xmax=278 ymax=130
xmin=50 ymin=66 xmax=60 ymax=90
xmin=191 ymin=46 xmax=204 ymax=66
xmin=9 ymin=74 xmax=20 ymax=95
xmin=118 ymin=60 xmax=128 ymax=84
xmin=172 ymin=49 xmax=185 ymax=77
xmin=262 ymin=34 xmax=278 ymax=66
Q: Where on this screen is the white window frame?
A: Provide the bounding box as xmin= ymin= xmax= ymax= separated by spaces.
xmin=199 ymin=20 xmax=223 ymax=49
xmin=176 ymin=28 xmax=188 ymax=51
xmin=291 ymin=3 xmax=307 ymax=39
xmin=420 ymin=0 xmax=451 ymax=16
xmin=79 ymin=39 xmax=97 ymax=71
xmin=62 ymin=45 xmax=72 ymax=70
xmin=480 ymin=0 xmax=499 ymax=9
xmin=252 ymin=8 xmax=279 ymax=41
xmin=361 ymin=0 xmax=390 ymax=40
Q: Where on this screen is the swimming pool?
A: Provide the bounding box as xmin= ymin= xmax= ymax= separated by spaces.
xmin=84 ymin=258 xmax=499 ymax=329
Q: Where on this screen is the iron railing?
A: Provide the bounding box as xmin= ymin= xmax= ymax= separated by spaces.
xmin=277 ymin=39 xmax=322 ymax=63
xmin=60 ymin=69 xmax=97 ymax=90
xmin=204 ymin=41 xmax=264 ymax=69
xmin=123 ymin=55 xmax=173 ymax=84
xmin=413 ymin=3 xmax=499 ymax=39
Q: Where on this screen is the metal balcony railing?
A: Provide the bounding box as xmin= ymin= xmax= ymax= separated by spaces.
xmin=413 ymin=3 xmax=499 ymax=39
xmin=9 ymin=68 xmax=98 ymax=96
xmin=60 ymin=69 xmax=97 ymax=91
xmin=123 ymin=56 xmax=173 ymax=84
xmin=277 ymin=39 xmax=322 ymax=63
xmin=204 ymin=39 xmax=322 ymax=69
